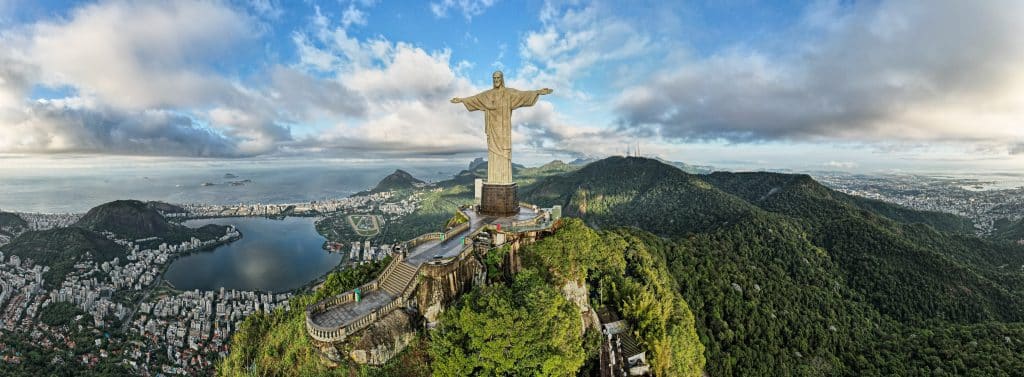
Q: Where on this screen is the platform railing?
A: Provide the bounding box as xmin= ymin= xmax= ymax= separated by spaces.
xmin=306 ymin=208 xmax=477 ymax=343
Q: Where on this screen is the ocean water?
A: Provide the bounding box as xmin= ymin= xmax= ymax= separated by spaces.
xmin=0 ymin=156 xmax=465 ymax=213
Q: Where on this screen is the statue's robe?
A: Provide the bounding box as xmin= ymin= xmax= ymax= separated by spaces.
xmin=460 ymin=87 xmax=542 ymax=184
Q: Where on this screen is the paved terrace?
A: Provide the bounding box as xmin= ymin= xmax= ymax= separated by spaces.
xmin=306 ymin=206 xmax=553 ymax=342
xmin=309 ymin=209 xmax=489 ymax=330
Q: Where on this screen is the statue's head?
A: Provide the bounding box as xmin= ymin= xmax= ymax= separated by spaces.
xmin=492 ymin=71 xmax=504 ymax=89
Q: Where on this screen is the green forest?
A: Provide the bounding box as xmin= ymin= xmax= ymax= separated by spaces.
xmin=221 ymin=156 xmax=1024 ymax=376
xmin=525 ymin=157 xmax=1024 ymax=375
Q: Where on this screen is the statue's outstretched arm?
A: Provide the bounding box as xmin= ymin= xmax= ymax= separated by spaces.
xmin=454 ymin=92 xmax=487 ymax=111
xmin=537 ymin=88 xmax=553 ymax=95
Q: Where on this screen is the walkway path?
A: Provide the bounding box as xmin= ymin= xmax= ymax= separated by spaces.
xmin=308 ymin=209 xmax=487 ymax=330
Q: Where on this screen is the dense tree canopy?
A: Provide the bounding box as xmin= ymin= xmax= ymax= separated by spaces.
xmin=522 ymin=157 xmax=1024 ymax=376
xmin=517 ymin=218 xmax=705 ymax=377
xmin=218 ymin=261 xmax=391 ymax=377
xmin=429 ymin=270 xmax=585 ymax=377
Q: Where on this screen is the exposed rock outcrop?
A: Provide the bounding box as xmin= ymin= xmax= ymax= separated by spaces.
xmin=562 ymin=279 xmax=600 ymax=332
xmin=416 ymin=254 xmax=486 ymax=325
xmin=348 ymin=309 xmax=419 ymax=365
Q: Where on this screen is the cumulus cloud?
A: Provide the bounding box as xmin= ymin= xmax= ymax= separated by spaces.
xmin=249 ymin=0 xmax=283 ymax=19
xmin=0 ymin=1 xmax=379 ymax=158
xmin=514 ymin=2 xmax=650 ymax=100
xmin=26 ymin=1 xmax=258 ymax=110
xmin=268 ymin=66 xmax=367 ymax=121
xmin=341 ymin=3 xmax=368 ymax=28
xmin=290 ymin=15 xmax=486 ymax=157
xmin=7 ymin=0 xmax=1018 ymax=167
xmin=429 ymin=0 xmax=497 ymax=21
xmin=0 ymin=0 xmax=618 ymax=160
xmin=0 ymin=1 xmax=291 ymax=157
xmin=615 ymin=0 xmax=1024 ymax=148
xmin=1 ymin=99 xmax=236 ymax=156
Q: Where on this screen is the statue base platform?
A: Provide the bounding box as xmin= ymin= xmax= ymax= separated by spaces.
xmin=480 ymin=183 xmax=518 ymax=217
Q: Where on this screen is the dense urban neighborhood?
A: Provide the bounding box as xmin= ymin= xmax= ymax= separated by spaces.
xmin=817 ymin=173 xmax=1024 ymax=234
xmin=0 ymin=189 xmax=419 ymax=375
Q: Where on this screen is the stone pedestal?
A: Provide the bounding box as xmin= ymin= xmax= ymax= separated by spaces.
xmin=480 ymin=183 xmax=518 ymax=216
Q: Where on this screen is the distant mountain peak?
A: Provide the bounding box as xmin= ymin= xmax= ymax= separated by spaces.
xmin=357 ymin=169 xmax=427 ymax=196
xmin=383 ymin=169 xmax=424 ymax=185
xmin=468 ymin=157 xmax=486 ymax=171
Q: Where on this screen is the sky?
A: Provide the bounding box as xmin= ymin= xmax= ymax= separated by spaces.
xmin=0 ymin=0 xmax=1023 ymax=173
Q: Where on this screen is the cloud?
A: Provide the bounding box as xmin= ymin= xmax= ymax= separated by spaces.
xmin=824 ymin=161 xmax=857 ymax=169
xmin=0 ymin=99 xmax=238 ymax=156
xmin=206 ymin=106 xmax=292 ymax=156
xmin=0 ymin=1 xmax=296 ymax=157
xmin=615 ymin=0 xmax=1024 ymax=149
xmin=1011 ymin=144 xmax=1024 ymax=155
xmin=0 ymin=1 xmax=366 ymax=158
xmin=341 ymin=3 xmax=368 ymax=28
xmin=26 ymin=1 xmax=258 ymax=110
xmin=514 ymin=2 xmax=650 ymax=100
xmin=268 ymin=66 xmax=367 ymax=120
xmin=289 ymin=8 xmax=489 ymax=157
xmin=249 ymin=0 xmax=283 ymax=19
xmin=0 ymin=53 xmax=37 ymax=112
xmin=2 ymin=0 xmax=485 ymax=159
xmin=429 ymin=0 xmax=497 ymax=21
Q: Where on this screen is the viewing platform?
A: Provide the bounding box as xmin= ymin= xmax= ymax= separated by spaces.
xmin=305 ymin=205 xmax=561 ymax=347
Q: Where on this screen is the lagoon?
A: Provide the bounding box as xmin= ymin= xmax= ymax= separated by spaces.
xmin=164 ymin=216 xmax=341 ymax=292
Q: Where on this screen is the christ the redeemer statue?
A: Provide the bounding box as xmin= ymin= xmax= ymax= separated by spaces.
xmin=451 ymin=71 xmax=552 ymax=185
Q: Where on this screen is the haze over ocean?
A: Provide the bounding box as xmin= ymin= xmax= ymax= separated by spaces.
xmin=0 ymin=157 xmax=463 ymax=213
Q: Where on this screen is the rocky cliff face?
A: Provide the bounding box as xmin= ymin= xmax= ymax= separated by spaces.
xmin=338 ymin=252 xmax=486 ymax=366
xmin=348 ymin=309 xmax=419 ymax=365
xmin=416 ymin=254 xmax=486 ymax=325
xmin=562 ymin=280 xmax=600 ymax=333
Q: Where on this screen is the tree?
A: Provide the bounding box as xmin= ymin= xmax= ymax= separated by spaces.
xmin=430 ymin=270 xmax=585 ymax=376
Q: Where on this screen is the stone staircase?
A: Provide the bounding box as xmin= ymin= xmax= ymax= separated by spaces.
xmin=380 ymin=261 xmax=418 ymax=296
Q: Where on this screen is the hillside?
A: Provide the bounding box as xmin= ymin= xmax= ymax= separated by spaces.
xmin=665 ymin=211 xmax=1024 ymax=375
xmin=703 ymin=171 xmax=975 ymax=234
xmin=0 ymin=211 xmax=28 ymax=230
xmin=702 ymin=171 xmax=1024 ymax=322
xmin=0 ymin=211 xmax=29 ymax=244
xmin=440 ymin=159 xmax=577 ymax=190
xmin=146 ymin=201 xmax=186 ymax=214
xmin=522 ymin=156 xmax=753 ymax=236
xmin=466 ymin=158 xmax=527 ymax=177
xmin=1 ymin=227 xmax=123 ymax=286
xmin=653 ymin=156 xmax=714 ymax=174
xmin=74 ymin=200 xmax=175 ymax=239
xmin=993 ymin=218 xmax=1024 ymax=244
xmin=73 ymin=200 xmax=226 ymax=244
xmin=376 ymin=159 xmax=578 ymax=242
xmin=522 ymin=157 xmax=1024 ymax=374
